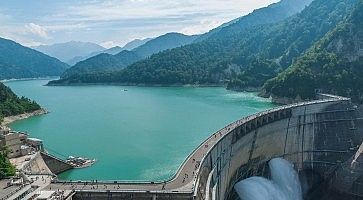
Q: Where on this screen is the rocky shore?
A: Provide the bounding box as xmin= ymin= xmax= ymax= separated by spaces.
xmin=1 ymin=108 xmax=49 ymax=127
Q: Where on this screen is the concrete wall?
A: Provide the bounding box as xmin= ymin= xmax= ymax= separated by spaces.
xmin=23 ymin=152 xmax=52 ymax=174
xmin=40 ymin=152 xmax=73 ymax=174
xmin=193 ymin=99 xmax=363 ymax=200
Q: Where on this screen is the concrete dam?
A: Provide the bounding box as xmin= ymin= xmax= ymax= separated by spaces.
xmin=47 ymin=95 xmax=363 ymax=200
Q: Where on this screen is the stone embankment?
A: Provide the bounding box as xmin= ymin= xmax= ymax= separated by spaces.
xmin=1 ymin=108 xmax=48 ymax=127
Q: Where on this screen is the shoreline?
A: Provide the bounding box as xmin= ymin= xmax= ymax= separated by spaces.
xmin=46 ymin=81 xmax=225 ymax=88
xmin=1 ymin=108 xmax=49 ymax=127
xmin=0 ymin=77 xmax=59 ymax=83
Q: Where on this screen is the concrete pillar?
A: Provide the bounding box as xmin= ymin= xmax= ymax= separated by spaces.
xmin=152 ymin=194 xmax=157 ymax=200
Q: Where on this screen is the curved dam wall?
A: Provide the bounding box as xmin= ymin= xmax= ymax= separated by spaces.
xmin=22 ymin=152 xmax=53 ymax=175
xmin=194 ymin=98 xmax=363 ymax=200
xmin=40 ymin=152 xmax=73 ymax=174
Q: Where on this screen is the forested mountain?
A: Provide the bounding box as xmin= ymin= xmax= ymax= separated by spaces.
xmin=68 ymin=46 xmax=124 ymax=66
xmin=263 ymin=1 xmax=363 ymax=103
xmin=132 ymin=33 xmax=199 ymax=58
xmin=34 ymin=41 xmax=105 ymax=65
xmin=226 ymin=0 xmax=359 ymax=90
xmin=0 ymin=38 xmax=68 ymax=80
xmin=52 ymin=33 xmax=198 ymax=82
xmin=67 ymin=46 xmax=124 ymax=66
xmin=0 ymin=82 xmax=41 ymax=121
xmin=49 ymin=0 xmax=313 ymax=85
xmin=61 ymin=51 xmax=141 ymax=79
xmin=67 ymin=38 xmax=153 ymax=66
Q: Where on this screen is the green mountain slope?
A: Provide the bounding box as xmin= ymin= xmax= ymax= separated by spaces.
xmin=0 ymin=82 xmax=41 ymax=121
xmin=132 ymin=33 xmax=199 ymax=58
xmin=226 ymin=0 xmax=359 ymax=90
xmin=51 ymin=33 xmax=198 ymax=83
xmin=61 ymin=51 xmax=141 ymax=79
xmin=263 ymin=1 xmax=363 ymax=103
xmin=0 ymin=38 xmax=68 ymax=80
xmin=67 ymin=38 xmax=153 ymax=66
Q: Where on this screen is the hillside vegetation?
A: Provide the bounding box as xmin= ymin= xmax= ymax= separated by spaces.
xmin=0 ymin=38 xmax=68 ymax=80
xmin=52 ymin=33 xmax=199 ymax=81
xmin=0 ymin=150 xmax=15 ymax=178
xmin=263 ymin=1 xmax=363 ymax=103
xmin=61 ymin=51 xmax=141 ymax=79
xmin=0 ymin=82 xmax=41 ymax=122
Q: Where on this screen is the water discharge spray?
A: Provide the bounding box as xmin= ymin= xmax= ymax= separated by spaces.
xmin=234 ymin=158 xmax=302 ymax=200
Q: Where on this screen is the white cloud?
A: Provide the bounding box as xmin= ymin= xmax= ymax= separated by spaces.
xmin=100 ymin=41 xmax=116 ymax=48
xmin=0 ymin=0 xmax=279 ymax=46
xmin=54 ymin=0 xmax=279 ymax=37
xmin=45 ymin=23 xmax=88 ymax=32
xmin=25 ymin=23 xmax=49 ymax=39
xmin=182 ymin=19 xmax=226 ymax=35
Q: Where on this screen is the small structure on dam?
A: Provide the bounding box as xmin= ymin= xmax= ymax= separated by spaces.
xmin=2 ymin=94 xmax=363 ymax=200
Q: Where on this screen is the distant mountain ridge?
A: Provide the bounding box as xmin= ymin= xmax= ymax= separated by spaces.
xmin=0 ymin=37 xmax=68 ymax=80
xmin=122 ymin=38 xmax=153 ymax=51
xmin=196 ymin=0 xmax=313 ymax=42
xmin=55 ymin=33 xmax=199 ymax=80
xmin=65 ymin=38 xmax=152 ymax=66
xmin=61 ymin=51 xmax=141 ymax=79
xmin=34 ymin=41 xmax=106 ymax=65
xmin=132 ymin=33 xmax=199 ymax=58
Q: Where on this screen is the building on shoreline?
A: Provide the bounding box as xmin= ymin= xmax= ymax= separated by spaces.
xmin=0 ymin=128 xmax=43 ymax=159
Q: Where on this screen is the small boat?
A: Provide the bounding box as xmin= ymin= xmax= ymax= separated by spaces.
xmin=66 ymin=156 xmax=96 ymax=169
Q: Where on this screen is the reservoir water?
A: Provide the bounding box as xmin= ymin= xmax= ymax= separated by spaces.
xmin=4 ymin=79 xmax=275 ymax=181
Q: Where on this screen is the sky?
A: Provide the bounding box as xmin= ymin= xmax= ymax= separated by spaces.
xmin=0 ymin=0 xmax=279 ymax=48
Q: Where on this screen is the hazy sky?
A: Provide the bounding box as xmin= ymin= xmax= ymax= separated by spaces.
xmin=0 ymin=0 xmax=279 ymax=48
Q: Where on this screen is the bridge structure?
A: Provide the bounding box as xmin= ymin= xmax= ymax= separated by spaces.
xmin=43 ymin=95 xmax=363 ymax=200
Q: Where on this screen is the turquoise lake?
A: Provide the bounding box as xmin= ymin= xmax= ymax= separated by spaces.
xmin=4 ymin=79 xmax=275 ymax=181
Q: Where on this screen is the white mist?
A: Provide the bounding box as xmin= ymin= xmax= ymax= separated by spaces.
xmin=234 ymin=158 xmax=302 ymax=200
